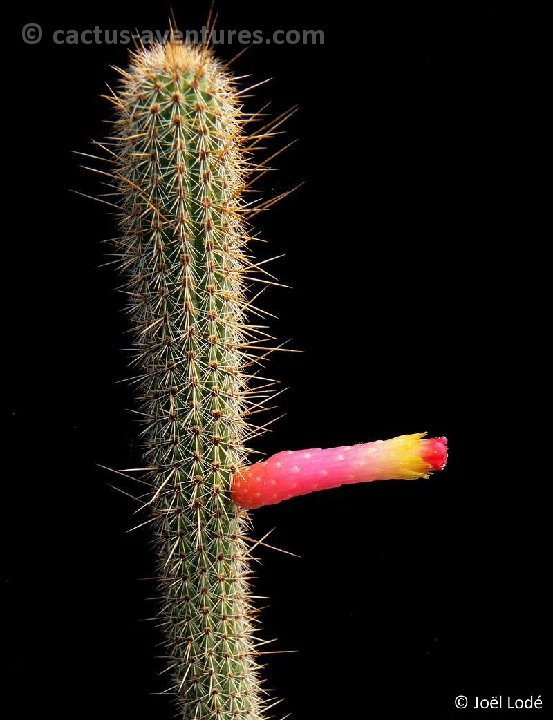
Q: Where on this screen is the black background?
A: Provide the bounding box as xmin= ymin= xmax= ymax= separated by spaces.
xmin=5 ymin=4 xmax=548 ymax=719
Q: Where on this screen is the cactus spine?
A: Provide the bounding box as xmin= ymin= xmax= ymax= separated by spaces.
xmin=110 ymin=42 xmax=267 ymax=718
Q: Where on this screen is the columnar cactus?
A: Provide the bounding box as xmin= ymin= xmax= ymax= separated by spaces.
xmin=103 ymin=38 xmax=447 ymax=720
xmin=110 ymin=42 xmax=265 ymax=718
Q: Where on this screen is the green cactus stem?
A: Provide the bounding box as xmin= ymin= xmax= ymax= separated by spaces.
xmin=107 ymin=41 xmax=271 ymax=719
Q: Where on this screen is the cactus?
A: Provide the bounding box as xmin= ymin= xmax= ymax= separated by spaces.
xmin=100 ymin=37 xmax=447 ymax=720
xmin=108 ymin=41 xmax=267 ymax=718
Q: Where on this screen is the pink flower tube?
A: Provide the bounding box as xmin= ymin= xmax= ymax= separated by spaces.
xmin=232 ymin=433 xmax=447 ymax=509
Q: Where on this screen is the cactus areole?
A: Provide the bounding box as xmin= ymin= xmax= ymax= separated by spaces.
xmin=105 ymin=40 xmax=447 ymax=718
